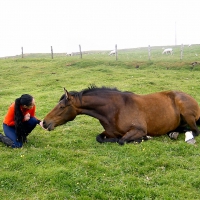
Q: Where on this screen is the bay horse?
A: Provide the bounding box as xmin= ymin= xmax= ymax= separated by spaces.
xmin=43 ymin=86 xmax=200 ymax=145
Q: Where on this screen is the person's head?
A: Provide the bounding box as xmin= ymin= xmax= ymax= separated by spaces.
xmin=17 ymin=94 xmax=35 ymax=109
xmin=14 ymin=94 xmax=35 ymax=126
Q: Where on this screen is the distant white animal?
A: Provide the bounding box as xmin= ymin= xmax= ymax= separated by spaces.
xmin=191 ymin=62 xmax=198 ymax=67
xmin=162 ymin=48 xmax=173 ymax=55
xmin=109 ymin=50 xmax=116 ymax=56
xmin=66 ymin=52 xmax=73 ymax=56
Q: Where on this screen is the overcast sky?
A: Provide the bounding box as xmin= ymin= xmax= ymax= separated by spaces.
xmin=0 ymin=0 xmax=199 ymax=57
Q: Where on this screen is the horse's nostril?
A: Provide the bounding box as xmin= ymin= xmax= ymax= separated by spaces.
xmin=43 ymin=120 xmax=46 ymax=128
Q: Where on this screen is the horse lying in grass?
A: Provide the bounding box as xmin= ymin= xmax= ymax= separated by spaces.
xmin=43 ymin=86 xmax=200 ymax=145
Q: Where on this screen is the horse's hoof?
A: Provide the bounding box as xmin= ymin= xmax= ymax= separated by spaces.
xmin=96 ymin=134 xmax=104 ymax=143
xmin=145 ymin=136 xmax=153 ymax=140
xmin=118 ymin=139 xmax=125 ymax=145
xmin=169 ymin=132 xmax=179 ymax=140
xmin=186 ymin=138 xmax=196 ymax=145
xmin=133 ymin=138 xmax=143 ymax=143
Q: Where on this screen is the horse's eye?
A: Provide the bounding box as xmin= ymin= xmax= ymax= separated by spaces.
xmin=59 ymin=105 xmax=65 ymax=109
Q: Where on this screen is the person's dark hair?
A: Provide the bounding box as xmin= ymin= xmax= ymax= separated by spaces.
xmin=14 ymin=94 xmax=33 ymax=142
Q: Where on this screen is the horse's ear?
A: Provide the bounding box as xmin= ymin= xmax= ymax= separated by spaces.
xmin=64 ymin=88 xmax=70 ymax=100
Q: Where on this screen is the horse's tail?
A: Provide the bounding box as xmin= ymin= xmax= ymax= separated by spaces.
xmin=196 ymin=107 xmax=200 ymax=125
xmin=196 ymin=118 xmax=200 ymax=125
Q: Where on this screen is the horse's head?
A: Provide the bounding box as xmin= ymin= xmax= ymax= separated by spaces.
xmin=43 ymin=88 xmax=77 ymax=131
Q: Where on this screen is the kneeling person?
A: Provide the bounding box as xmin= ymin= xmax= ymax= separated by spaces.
xmin=0 ymin=94 xmax=44 ymax=148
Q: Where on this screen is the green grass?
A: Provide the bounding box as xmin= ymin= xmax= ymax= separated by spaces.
xmin=1 ymin=44 xmax=200 ymax=199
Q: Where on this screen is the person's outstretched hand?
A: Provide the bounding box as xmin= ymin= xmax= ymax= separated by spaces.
xmin=39 ymin=121 xmax=47 ymax=130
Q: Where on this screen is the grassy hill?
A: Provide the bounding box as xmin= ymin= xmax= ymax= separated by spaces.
xmin=0 ymin=44 xmax=200 ymax=199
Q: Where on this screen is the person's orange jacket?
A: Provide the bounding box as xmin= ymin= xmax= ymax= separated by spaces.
xmin=3 ymin=103 xmax=36 ymax=126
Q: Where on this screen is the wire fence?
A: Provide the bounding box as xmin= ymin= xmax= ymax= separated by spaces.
xmin=18 ymin=44 xmax=199 ymax=61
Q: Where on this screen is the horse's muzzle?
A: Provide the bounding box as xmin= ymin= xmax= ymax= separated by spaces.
xmin=43 ymin=120 xmax=54 ymax=131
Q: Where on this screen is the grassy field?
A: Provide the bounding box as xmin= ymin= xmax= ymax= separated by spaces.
xmin=1 ymin=44 xmax=200 ymax=199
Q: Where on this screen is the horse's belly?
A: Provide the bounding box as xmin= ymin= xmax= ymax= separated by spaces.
xmin=146 ymin=115 xmax=180 ymax=136
xmin=143 ymin=106 xmax=180 ymax=136
xmin=118 ymin=97 xmax=181 ymax=136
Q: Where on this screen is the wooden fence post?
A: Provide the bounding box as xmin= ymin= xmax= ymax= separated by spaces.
xmin=148 ymin=45 xmax=151 ymax=60
xmin=21 ymin=47 xmax=23 ymax=58
xmin=180 ymin=44 xmax=183 ymax=60
xmin=115 ymin=44 xmax=118 ymax=61
xmin=79 ymin=45 xmax=82 ymax=58
xmin=51 ymin=46 xmax=53 ymax=59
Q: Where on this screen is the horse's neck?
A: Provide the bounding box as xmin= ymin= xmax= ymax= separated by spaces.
xmin=76 ymin=96 xmax=106 ymax=119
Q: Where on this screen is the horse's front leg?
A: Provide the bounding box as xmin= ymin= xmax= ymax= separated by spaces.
xmin=96 ymin=131 xmax=119 ymax=143
xmin=118 ymin=128 xmax=147 ymax=145
xmin=96 ymin=132 xmax=106 ymax=143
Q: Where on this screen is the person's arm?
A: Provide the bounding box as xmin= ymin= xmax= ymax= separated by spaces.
xmin=29 ymin=106 xmax=41 ymax=124
xmin=29 ymin=105 xmax=46 ymax=129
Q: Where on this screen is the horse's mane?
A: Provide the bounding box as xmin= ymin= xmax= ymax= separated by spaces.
xmin=59 ymin=86 xmax=122 ymax=102
xmin=81 ymin=85 xmax=120 ymax=95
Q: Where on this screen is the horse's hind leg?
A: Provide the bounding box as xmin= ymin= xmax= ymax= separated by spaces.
xmin=183 ymin=116 xmax=200 ymax=137
xmin=189 ymin=123 xmax=199 ymax=137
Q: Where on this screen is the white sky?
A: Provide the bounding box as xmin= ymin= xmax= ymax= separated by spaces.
xmin=0 ymin=0 xmax=199 ymax=57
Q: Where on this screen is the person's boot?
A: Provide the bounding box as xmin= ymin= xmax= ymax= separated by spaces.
xmin=0 ymin=133 xmax=4 ymax=142
xmin=0 ymin=133 xmax=14 ymax=147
